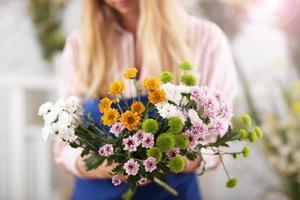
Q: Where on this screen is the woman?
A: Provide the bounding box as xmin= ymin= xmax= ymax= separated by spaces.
xmin=55 ymin=0 xmax=237 ymax=199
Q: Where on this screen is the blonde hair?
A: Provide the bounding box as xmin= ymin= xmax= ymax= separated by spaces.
xmin=77 ymin=0 xmax=190 ymax=97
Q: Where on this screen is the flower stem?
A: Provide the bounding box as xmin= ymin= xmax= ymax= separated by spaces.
xmin=219 ymin=155 xmax=231 ymax=180
xmin=121 ymin=94 xmax=130 ymax=110
xmin=153 ymin=178 xmax=178 ymax=196
xmin=133 ymin=79 xmax=141 ymax=102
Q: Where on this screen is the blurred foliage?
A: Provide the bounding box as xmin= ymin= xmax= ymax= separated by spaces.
xmin=261 ymin=82 xmax=300 ymax=200
xmin=29 ymin=0 xmax=69 ymax=61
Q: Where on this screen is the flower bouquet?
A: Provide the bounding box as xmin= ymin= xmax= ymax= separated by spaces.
xmin=39 ymin=61 xmax=262 ymax=198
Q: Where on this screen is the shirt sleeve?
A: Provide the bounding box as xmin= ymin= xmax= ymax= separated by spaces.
xmin=197 ymin=22 xmax=238 ymax=169
xmin=54 ymin=30 xmax=83 ymax=177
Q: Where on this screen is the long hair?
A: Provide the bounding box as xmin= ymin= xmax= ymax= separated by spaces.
xmin=76 ymin=0 xmax=190 ymax=97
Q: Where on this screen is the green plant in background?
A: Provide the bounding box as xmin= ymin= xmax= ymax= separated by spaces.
xmin=260 ymin=82 xmax=300 ymax=200
xmin=29 ymin=0 xmax=69 ymax=61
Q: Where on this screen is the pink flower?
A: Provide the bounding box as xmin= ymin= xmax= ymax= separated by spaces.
xmin=112 ymin=176 xmax=122 ymax=186
xmin=99 ymin=144 xmax=114 ymax=157
xmin=219 ymin=102 xmax=233 ymax=120
xmin=142 ymin=133 xmax=154 ymax=149
xmin=123 ymin=159 xmax=140 ymax=176
xmin=190 ymin=86 xmax=209 ymax=104
xmin=137 ymin=178 xmax=148 ymax=185
xmin=110 ymin=122 xmax=125 ymax=137
xmin=134 ymin=130 xmax=145 ymax=145
xmin=209 ymin=118 xmax=229 ymax=136
xmin=143 ymin=157 xmax=157 ymax=172
xmin=183 ymin=130 xmax=200 ymax=151
xmin=202 ymin=95 xmax=218 ymax=118
xmin=123 ymin=136 xmax=138 ymax=152
xmin=167 ymin=148 xmax=180 ymax=159
xmin=192 ymin=121 xmax=209 ymax=138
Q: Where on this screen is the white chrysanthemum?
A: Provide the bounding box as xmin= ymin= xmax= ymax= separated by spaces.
xmin=59 ymin=126 xmax=77 ymax=142
xmin=65 ymin=96 xmax=80 ymax=114
xmin=42 ymin=125 xmax=54 ymax=141
xmin=161 ymin=83 xmax=182 ymax=105
xmin=188 ymin=109 xmax=201 ymax=123
xmin=58 ymin=111 xmax=73 ymax=127
xmin=38 ymin=102 xmax=53 ymax=116
xmin=156 ymin=103 xmax=186 ymax=123
xmin=44 ymin=109 xmax=59 ymax=124
xmin=178 ymin=84 xmax=191 ymax=94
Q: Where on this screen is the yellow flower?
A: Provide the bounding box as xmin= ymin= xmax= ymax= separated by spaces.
xmin=109 ymin=80 xmax=125 ymax=95
xmin=99 ymin=97 xmax=112 ymax=113
xmin=124 ymin=68 xmax=138 ymax=79
xmin=131 ymin=101 xmax=145 ymax=114
xmin=143 ymin=77 xmax=161 ymax=91
xmin=292 ymin=101 xmax=300 ymax=114
xmin=101 ymin=108 xmax=120 ymax=126
xmin=120 ymin=111 xmax=141 ymax=131
xmin=148 ymin=89 xmax=167 ymax=104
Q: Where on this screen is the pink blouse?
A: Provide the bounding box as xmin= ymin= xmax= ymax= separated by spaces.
xmin=54 ymin=16 xmax=238 ymax=177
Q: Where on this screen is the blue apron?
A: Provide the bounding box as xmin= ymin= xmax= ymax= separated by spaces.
xmin=72 ymin=96 xmax=202 ymax=200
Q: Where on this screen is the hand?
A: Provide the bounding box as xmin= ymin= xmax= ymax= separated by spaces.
xmin=183 ymin=156 xmax=202 ymax=173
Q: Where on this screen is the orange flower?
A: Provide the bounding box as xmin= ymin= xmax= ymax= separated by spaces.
xmin=148 ymin=89 xmax=167 ymax=104
xmin=101 ymin=108 xmax=120 ymax=126
xmin=131 ymin=101 xmax=145 ymax=114
xmin=99 ymin=97 xmax=112 ymax=113
xmin=124 ymin=68 xmax=138 ymax=79
xmin=120 ymin=111 xmax=141 ymax=131
xmin=109 ymin=80 xmax=125 ymax=95
xmin=143 ymin=77 xmax=160 ymax=91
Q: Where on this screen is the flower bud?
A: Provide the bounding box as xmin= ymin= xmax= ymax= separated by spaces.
xmin=226 ymin=177 xmax=238 ymax=188
xmin=241 ymin=114 xmax=252 ymax=127
xmin=239 ymin=129 xmax=248 ymax=141
xmin=232 ymin=153 xmax=240 ymax=159
xmin=242 ymin=146 xmax=250 ymax=158
xmin=254 ymin=127 xmax=263 ymax=139
xmin=248 ymin=130 xmax=257 ymax=143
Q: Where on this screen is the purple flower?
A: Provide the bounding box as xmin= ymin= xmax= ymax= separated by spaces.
xmin=123 ymin=136 xmax=138 ymax=152
xmin=142 ymin=133 xmax=154 ymax=149
xmin=110 ymin=122 xmax=125 ymax=137
xmin=209 ymin=118 xmax=229 ymax=136
xmin=143 ymin=157 xmax=157 ymax=172
xmin=190 ymin=86 xmax=209 ymax=104
xmin=192 ymin=121 xmax=209 ymax=138
xmin=167 ymin=148 xmax=180 ymax=159
xmin=137 ymin=178 xmax=148 ymax=185
xmin=123 ymin=159 xmax=140 ymax=176
xmin=134 ymin=130 xmax=145 ymax=145
xmin=112 ymin=176 xmax=122 ymax=186
xmin=99 ymin=144 xmax=114 ymax=157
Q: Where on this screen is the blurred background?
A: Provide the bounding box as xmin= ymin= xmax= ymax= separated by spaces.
xmin=0 ymin=0 xmax=299 ymax=199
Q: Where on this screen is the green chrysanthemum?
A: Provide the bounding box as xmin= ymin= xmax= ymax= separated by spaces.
xmin=142 ymin=119 xmax=159 ymax=134
xmin=254 ymin=127 xmax=263 ymax=139
xmin=226 ymin=177 xmax=238 ymax=188
xmin=147 ymin=147 xmax=162 ymax=162
xmin=160 ymin=71 xmax=173 ymax=83
xmin=169 ymin=156 xmax=185 ymax=173
xmin=168 ymin=117 xmax=184 ymax=134
xmin=156 ymin=133 xmax=176 ymax=152
xmin=181 ymin=74 xmax=197 ymax=86
xmin=248 ymin=130 xmax=257 ymax=143
xmin=239 ymin=129 xmax=248 ymax=141
xmin=178 ymin=60 xmax=193 ymax=71
xmin=242 ymin=146 xmax=250 ymax=158
xmin=241 ymin=114 xmax=252 ymax=127
xmin=174 ymin=135 xmax=190 ymax=150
